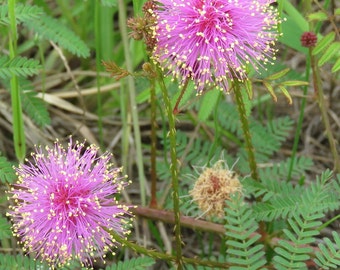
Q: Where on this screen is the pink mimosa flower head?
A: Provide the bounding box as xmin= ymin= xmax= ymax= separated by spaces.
xmin=7 ymin=138 xmax=132 ymax=269
xmin=152 ymin=0 xmax=280 ymax=94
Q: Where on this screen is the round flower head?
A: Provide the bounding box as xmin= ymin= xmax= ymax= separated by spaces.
xmin=7 ymin=139 xmax=132 ymax=269
xmin=190 ymin=160 xmax=242 ymax=218
xmin=300 ymin=31 xmax=317 ymax=48
xmin=152 ymin=0 xmax=280 ymax=93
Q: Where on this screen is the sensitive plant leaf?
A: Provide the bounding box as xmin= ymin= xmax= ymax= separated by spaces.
xmin=331 ymin=57 xmax=340 ymax=73
xmin=0 ymin=4 xmax=43 ymax=25
xmin=105 ymin=256 xmax=155 ymax=270
xmin=280 ymin=80 xmax=309 ymax=87
xmin=253 ymin=170 xmax=336 ymax=221
xmin=312 ymin=32 xmax=336 ymax=56
xmin=308 ymin=11 xmax=328 ymax=21
xmin=225 ymin=194 xmax=266 ymax=270
xmin=263 ymin=80 xmax=277 ymax=102
xmin=273 ymin=212 xmax=322 ymax=270
xmin=266 ymin=68 xmax=290 ymax=81
xmin=21 ymin=91 xmax=51 ymax=127
xmin=0 ymin=254 xmax=48 ymax=270
xmin=314 ymin=231 xmax=340 ymax=269
xmin=0 ymin=214 xmax=12 ymax=240
xmin=0 ymin=155 xmax=16 ymax=184
xmin=277 ymin=85 xmax=292 ymax=105
xmin=318 ymin=42 xmax=340 ymax=67
xmin=24 ymin=15 xmax=90 ymax=58
xmin=0 ymin=55 xmax=41 ymax=79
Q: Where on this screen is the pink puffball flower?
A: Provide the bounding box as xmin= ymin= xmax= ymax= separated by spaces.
xmin=152 ymin=0 xmax=280 ymax=93
xmin=7 ymin=139 xmax=132 ymax=269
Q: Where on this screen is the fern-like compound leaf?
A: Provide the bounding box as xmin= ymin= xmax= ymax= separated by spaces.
xmin=24 ymin=15 xmax=90 ymax=58
xmin=314 ymin=231 xmax=340 ymax=269
xmin=0 ymin=55 xmax=41 ymax=79
xmin=252 ymin=170 xmax=339 ymax=222
xmin=273 ymin=211 xmax=322 ymax=269
xmin=0 ymin=4 xmax=43 ymax=25
xmin=0 ymin=214 xmax=12 ymax=240
xmin=225 ymin=194 xmax=266 ymax=270
xmin=0 ymin=254 xmax=48 ymax=270
xmin=21 ymin=91 xmax=51 ymax=127
xmin=0 ymin=155 xmax=16 ymax=184
xmin=105 ymin=256 xmax=155 ymax=270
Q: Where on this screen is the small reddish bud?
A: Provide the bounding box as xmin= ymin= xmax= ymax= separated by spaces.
xmin=300 ymin=32 xmax=317 ymax=47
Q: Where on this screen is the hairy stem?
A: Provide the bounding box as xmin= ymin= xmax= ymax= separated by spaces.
xmin=150 ymin=76 xmax=158 ymax=208
xmin=110 ymin=231 xmax=231 ymax=269
xmin=9 ymin=0 xmax=26 ymax=161
xmin=157 ymin=73 xmax=183 ymax=269
xmin=173 ymin=78 xmax=189 ymax=115
xmin=233 ymin=83 xmax=259 ymax=181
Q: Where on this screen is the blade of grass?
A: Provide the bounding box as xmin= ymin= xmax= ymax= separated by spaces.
xmin=94 ymin=1 xmax=104 ymax=147
xmin=118 ymin=0 xmax=147 ymax=205
xmin=9 ymin=0 xmax=26 ymax=161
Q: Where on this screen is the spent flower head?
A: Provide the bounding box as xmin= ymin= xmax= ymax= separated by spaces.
xmin=190 ymin=160 xmax=242 ymax=218
xmin=152 ymin=0 xmax=280 ymax=93
xmin=7 ymin=138 xmax=132 ymax=269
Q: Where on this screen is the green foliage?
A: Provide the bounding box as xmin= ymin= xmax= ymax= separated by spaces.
xmin=198 ymin=90 xmax=221 ymax=122
xmin=157 ymin=130 xmax=224 ymax=181
xmin=279 ymin=0 xmax=308 ymax=53
xmin=0 ymin=3 xmax=90 ymax=58
xmin=0 ymin=4 xmax=43 ymax=25
xmin=0 ymin=254 xmax=48 ymax=270
xmin=158 ymin=130 xmax=224 ymax=214
xmin=261 ymin=170 xmax=339 ymax=269
xmin=0 ymin=155 xmax=16 ymax=184
xmin=0 ymin=214 xmax=12 ymax=240
xmin=224 ymin=194 xmax=266 ymax=270
xmin=21 ymin=91 xmax=51 ymax=127
xmin=273 ymin=211 xmax=323 ymax=269
xmin=252 ymin=170 xmax=339 ymax=221
xmin=312 ymin=31 xmax=340 ymax=72
xmin=217 ymin=100 xmax=295 ymax=173
xmin=105 ymin=256 xmax=155 ymax=270
xmin=0 ymin=55 xmax=41 ymax=80
xmin=314 ymin=231 xmax=340 ymax=269
xmin=243 ymin=156 xmax=313 ymax=199
xmin=252 ymin=116 xmax=294 ymax=163
xmin=24 ymin=14 xmax=90 ymax=58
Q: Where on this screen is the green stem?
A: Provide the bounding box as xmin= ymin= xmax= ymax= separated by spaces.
xmin=317 ymin=214 xmax=340 ymax=231
xmin=311 ymin=51 xmax=340 ymax=173
xmin=233 ymin=82 xmax=259 ymax=181
xmin=149 ymin=75 xmax=158 ymax=208
xmin=173 ymin=78 xmax=189 ymax=115
xmin=111 ymin=232 xmax=231 ymax=269
xmin=9 ymin=0 xmax=26 ymax=161
xmin=118 ymin=0 xmax=147 ymax=205
xmin=157 ymin=72 xmax=183 ymax=269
